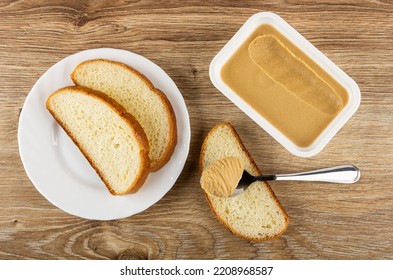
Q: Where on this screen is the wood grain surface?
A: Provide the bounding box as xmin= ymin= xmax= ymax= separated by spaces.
xmin=1 ymin=0 xmax=393 ymax=260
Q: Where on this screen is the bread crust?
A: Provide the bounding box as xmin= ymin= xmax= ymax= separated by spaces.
xmin=199 ymin=122 xmax=260 ymax=176
xmin=200 ymin=123 xmax=289 ymax=242
xmin=71 ymin=59 xmax=177 ymax=172
xmin=46 ymin=86 xmax=150 ymax=195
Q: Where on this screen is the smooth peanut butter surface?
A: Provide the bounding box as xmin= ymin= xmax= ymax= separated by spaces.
xmin=200 ymin=157 xmax=244 ymax=197
xmin=249 ymin=35 xmax=343 ymax=115
xmin=221 ymin=25 xmax=349 ymax=147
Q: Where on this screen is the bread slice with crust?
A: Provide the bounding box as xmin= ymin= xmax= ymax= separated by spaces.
xmin=200 ymin=123 xmax=289 ymax=241
xmin=46 ymin=86 xmax=150 ymax=195
xmin=71 ymin=59 xmax=177 ymax=171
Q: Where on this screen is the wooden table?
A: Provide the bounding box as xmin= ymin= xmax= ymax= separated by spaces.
xmin=1 ymin=1 xmax=392 ymax=260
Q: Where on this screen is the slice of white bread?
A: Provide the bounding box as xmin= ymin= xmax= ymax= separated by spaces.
xmin=71 ymin=59 xmax=177 ymax=171
xmin=200 ymin=123 xmax=289 ymax=241
xmin=46 ymin=86 xmax=150 ymax=195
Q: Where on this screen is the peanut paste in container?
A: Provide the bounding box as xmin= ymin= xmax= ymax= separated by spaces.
xmin=221 ymin=24 xmax=349 ymax=148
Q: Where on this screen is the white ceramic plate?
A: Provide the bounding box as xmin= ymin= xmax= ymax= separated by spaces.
xmin=210 ymin=12 xmax=361 ymax=157
xmin=18 ymin=48 xmax=190 ymax=220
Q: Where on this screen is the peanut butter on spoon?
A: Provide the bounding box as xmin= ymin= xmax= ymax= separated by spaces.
xmin=200 ymin=157 xmax=244 ymax=197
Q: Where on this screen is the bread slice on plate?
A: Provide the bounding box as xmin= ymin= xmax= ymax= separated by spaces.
xmin=71 ymin=59 xmax=177 ymax=171
xmin=46 ymin=86 xmax=150 ymax=195
xmin=200 ymin=123 xmax=289 ymax=242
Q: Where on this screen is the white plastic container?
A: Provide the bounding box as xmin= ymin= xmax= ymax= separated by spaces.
xmin=209 ymin=12 xmax=361 ymax=157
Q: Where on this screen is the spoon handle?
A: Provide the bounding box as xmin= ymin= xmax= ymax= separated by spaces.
xmin=257 ymin=165 xmax=360 ymax=184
